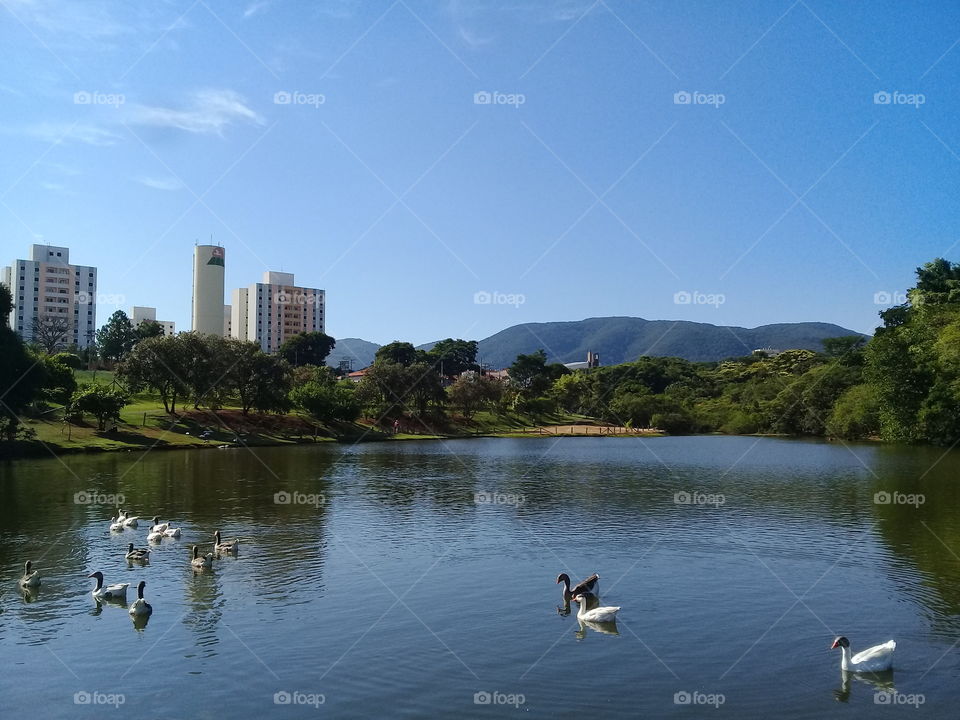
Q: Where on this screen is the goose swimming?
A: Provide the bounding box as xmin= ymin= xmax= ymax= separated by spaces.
xmin=191 ymin=545 xmax=213 ymax=570
xmin=88 ymin=571 xmax=128 ymax=600
xmin=125 ymin=542 xmax=151 ymax=562
xmin=128 ymin=581 xmax=153 ymax=617
xmin=831 ymin=636 xmax=896 ymax=673
xmin=557 ymin=573 xmax=600 ymax=601
xmin=19 ymin=560 xmax=41 ymax=589
xmin=573 ymin=593 xmax=620 ymax=623
xmin=214 ymin=530 xmax=239 ymax=555
xmin=149 ymin=516 xmax=169 ymax=533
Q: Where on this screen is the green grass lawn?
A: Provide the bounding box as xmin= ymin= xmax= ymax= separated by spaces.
xmin=2 ymin=367 xmax=599 ymax=458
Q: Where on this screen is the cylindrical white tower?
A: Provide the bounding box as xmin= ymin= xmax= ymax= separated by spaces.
xmin=192 ymin=245 xmax=225 ymax=336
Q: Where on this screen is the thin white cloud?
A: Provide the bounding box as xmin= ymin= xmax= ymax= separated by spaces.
xmin=21 ymin=122 xmax=121 ymax=146
xmin=243 ymin=1 xmax=269 ymax=19
xmin=4 ymin=0 xmax=132 ymax=38
xmin=458 ymin=26 xmax=493 ymax=47
xmin=135 ymin=176 xmax=183 ymax=191
xmin=131 ymin=89 xmax=263 ymax=135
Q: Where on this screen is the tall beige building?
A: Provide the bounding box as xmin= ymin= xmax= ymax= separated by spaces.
xmin=191 ymin=244 xmax=225 ymax=336
xmin=2 ymin=244 xmax=97 ymax=349
xmin=231 ymin=271 xmax=324 ymax=353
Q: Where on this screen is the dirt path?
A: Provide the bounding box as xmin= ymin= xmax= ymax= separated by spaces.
xmin=518 ymin=424 xmax=661 ymax=436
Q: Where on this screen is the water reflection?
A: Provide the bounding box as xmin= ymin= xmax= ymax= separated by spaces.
xmin=576 ymin=618 xmax=620 ymax=639
xmin=131 ymin=613 xmax=151 ymax=632
xmin=833 ymin=669 xmax=895 ymax=703
xmin=185 ymin=566 xmax=224 ymax=655
xmin=2 ymin=438 xmax=960 ymax=717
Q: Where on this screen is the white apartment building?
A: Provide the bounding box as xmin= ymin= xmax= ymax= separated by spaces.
xmin=2 ymin=244 xmax=97 ymax=349
xmin=131 ymin=306 xmax=175 ymax=336
xmin=230 ymin=271 xmax=324 ymax=353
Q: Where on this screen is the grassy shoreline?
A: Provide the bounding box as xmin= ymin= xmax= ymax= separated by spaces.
xmin=2 ymin=415 xmax=664 ymax=460
xmin=0 ymin=369 xmax=667 ymax=460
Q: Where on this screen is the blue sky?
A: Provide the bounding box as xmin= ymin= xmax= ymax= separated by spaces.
xmin=2 ymin=0 xmax=959 ymax=345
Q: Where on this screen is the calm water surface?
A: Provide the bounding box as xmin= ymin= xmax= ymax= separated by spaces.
xmin=2 ymin=436 xmax=959 ymax=718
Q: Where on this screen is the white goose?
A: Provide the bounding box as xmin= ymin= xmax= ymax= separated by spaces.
xmin=128 ymin=581 xmax=153 ymax=617
xmin=19 ymin=560 xmax=41 ymax=589
xmin=573 ymin=593 xmax=620 ymax=623
xmin=149 ymin=516 xmax=169 ymax=533
xmin=109 ymin=516 xmax=125 ymax=532
xmin=147 ymin=528 xmax=165 ymax=543
xmin=191 ymin=545 xmax=213 ymax=570
xmin=119 ymin=510 xmax=139 ymax=528
xmin=88 ymin=571 xmax=129 ymax=600
xmin=831 ymin=636 xmax=896 ymax=672
xmin=163 ymin=526 xmax=182 ymax=539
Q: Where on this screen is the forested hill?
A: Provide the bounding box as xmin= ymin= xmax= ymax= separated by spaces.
xmin=473 ymin=317 xmax=865 ymax=367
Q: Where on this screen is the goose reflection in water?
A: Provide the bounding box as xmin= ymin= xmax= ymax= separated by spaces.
xmin=131 ymin=613 xmax=151 ymax=632
xmin=576 ymin=618 xmax=620 ymax=639
xmin=833 ymin=669 xmax=896 ymax=703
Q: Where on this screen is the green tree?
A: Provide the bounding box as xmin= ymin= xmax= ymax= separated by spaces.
xmin=0 ymin=284 xmax=45 ymax=440
xmin=290 ymin=378 xmax=360 ymax=422
xmin=96 ymin=310 xmax=138 ymax=363
xmin=427 ymin=338 xmax=478 ymax=375
xmin=821 ymin=335 xmax=867 ymax=360
xmin=175 ymin=333 xmax=234 ymax=409
xmin=509 ymin=350 xmax=569 ymax=396
xmin=118 ymin=335 xmax=189 ymax=413
xmin=70 ymin=383 xmax=128 ymax=430
xmin=447 ymin=373 xmax=501 ymax=418
xmin=278 ymin=332 xmax=336 ymax=367
xmin=826 ymin=384 xmax=880 ymax=439
xmin=51 ymin=352 xmax=82 ymax=370
xmin=375 ymin=341 xmax=419 ymax=367
xmin=231 ymin=341 xmax=292 ymax=414
xmin=136 ymin=320 xmax=165 ymax=340
xmin=38 ymin=353 xmax=78 ymax=405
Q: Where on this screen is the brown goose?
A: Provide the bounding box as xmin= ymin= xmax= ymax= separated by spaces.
xmin=191 ymin=545 xmax=213 ymax=570
xmin=214 ymin=530 xmax=239 ymax=555
xmin=557 ymin=572 xmax=600 ymax=601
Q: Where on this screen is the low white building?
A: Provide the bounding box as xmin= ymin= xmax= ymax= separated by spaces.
xmin=131 ymin=306 xmax=175 ymax=336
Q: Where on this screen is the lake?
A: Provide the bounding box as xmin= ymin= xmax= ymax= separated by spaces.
xmin=2 ymin=436 xmax=959 ymax=718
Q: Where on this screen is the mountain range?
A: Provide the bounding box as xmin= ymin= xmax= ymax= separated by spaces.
xmin=326 ymin=317 xmax=867 ymax=371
